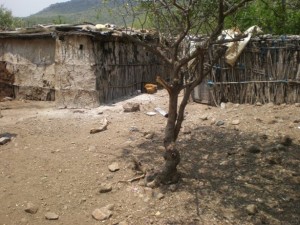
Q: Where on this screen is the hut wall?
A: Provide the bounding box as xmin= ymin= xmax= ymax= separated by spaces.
xmin=94 ymin=39 xmax=166 ymax=103
xmin=194 ymin=37 xmax=300 ymax=105
xmin=0 ymin=38 xmax=55 ymax=100
xmin=54 ymin=35 xmax=99 ymax=108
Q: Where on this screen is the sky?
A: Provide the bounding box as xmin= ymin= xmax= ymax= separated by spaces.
xmin=0 ymin=0 xmax=70 ymax=17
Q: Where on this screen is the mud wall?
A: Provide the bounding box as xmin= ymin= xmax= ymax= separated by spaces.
xmin=55 ymin=35 xmax=99 ymax=108
xmin=0 ymin=37 xmax=55 ymax=101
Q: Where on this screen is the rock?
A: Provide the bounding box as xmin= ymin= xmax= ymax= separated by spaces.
xmin=158 ymin=146 xmax=165 ymax=151
xmin=279 ymin=135 xmax=292 ymax=146
xmin=156 ymin=192 xmax=165 ymax=200
xmin=169 ymin=184 xmax=178 ymax=192
xmin=295 ymin=103 xmax=300 ymax=107
xmin=215 ymin=120 xmax=225 ymax=126
xmin=0 ymin=137 xmax=11 ymax=145
xmin=210 ymin=118 xmax=216 ymax=125
xmin=24 ymin=202 xmax=38 ymax=214
xmin=220 ymin=102 xmax=226 ymax=109
xmin=144 ymin=132 xmax=154 ymax=139
xmin=246 ymin=204 xmax=258 ymax=215
xmin=275 ymin=144 xmax=287 ymax=151
xmin=99 ymin=183 xmax=112 ymax=193
xmin=123 ymin=102 xmax=140 ymax=112
xmin=118 ymin=221 xmax=129 ymax=225
xmin=92 ymin=207 xmax=113 ymax=221
xmin=231 ymin=119 xmax=240 ymax=125
xmin=45 ymin=212 xmax=59 ymax=220
xmin=293 ymin=119 xmax=300 ymax=123
xmin=3 ymin=97 xmax=13 ymax=101
xmin=155 ymin=211 xmax=161 ymax=216
xmin=200 ymin=114 xmax=208 ymax=121
xmin=248 ymin=145 xmax=261 ymax=154
xmin=255 ymin=102 xmax=262 ymax=106
xmin=108 ymin=162 xmax=120 ymax=172
xmin=129 ymin=126 xmax=139 ymax=132
xmin=267 ymin=119 xmax=277 ymax=124
xmin=260 ymin=134 xmax=268 ymax=140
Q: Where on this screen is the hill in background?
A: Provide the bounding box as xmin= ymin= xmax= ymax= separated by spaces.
xmin=24 ymin=0 xmax=125 ymax=26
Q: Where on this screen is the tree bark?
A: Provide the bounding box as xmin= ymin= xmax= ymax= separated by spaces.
xmin=155 ymin=143 xmax=181 ymax=185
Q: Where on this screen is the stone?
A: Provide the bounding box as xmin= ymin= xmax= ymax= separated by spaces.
xmin=246 ymin=204 xmax=258 ymax=215
xmin=123 ymin=102 xmax=140 ymax=112
xmin=99 ymin=183 xmax=112 ymax=193
xmin=3 ymin=97 xmax=13 ymax=101
xmin=144 ymin=132 xmax=154 ymax=139
xmin=24 ymin=202 xmax=38 ymax=214
xmin=155 ymin=211 xmax=161 ymax=216
xmin=169 ymin=184 xmax=178 ymax=192
xmin=231 ymin=119 xmax=240 ymax=125
xmin=267 ymin=119 xmax=277 ymax=124
xmin=92 ymin=207 xmax=112 ymax=221
xmin=108 ymin=162 xmax=120 ymax=172
xmin=255 ymin=102 xmax=262 ymax=106
xmin=279 ymin=135 xmax=292 ymax=146
xmin=275 ymin=144 xmax=287 ymax=151
xmin=220 ymin=102 xmax=226 ymax=109
xmin=45 ymin=212 xmax=59 ymax=220
xmin=200 ymin=114 xmax=208 ymax=121
xmin=248 ymin=145 xmax=261 ymax=154
xmin=0 ymin=137 xmax=11 ymax=145
xmin=118 ymin=221 xmax=129 ymax=225
xmin=156 ymin=192 xmax=165 ymax=200
xmin=215 ymin=120 xmax=225 ymax=126
xmin=295 ymin=103 xmax=300 ymax=107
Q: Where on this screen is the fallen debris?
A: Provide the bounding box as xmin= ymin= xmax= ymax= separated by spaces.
xmin=24 ymin=202 xmax=38 ymax=214
xmin=0 ymin=137 xmax=11 ymax=145
xmin=90 ymin=118 xmax=109 ymax=134
xmin=45 ymin=212 xmax=59 ymax=220
xmin=108 ymin=162 xmax=120 ymax=172
xmin=154 ymin=107 xmax=168 ymax=117
xmin=123 ymin=102 xmax=140 ymax=112
xmin=92 ymin=205 xmax=114 ymax=221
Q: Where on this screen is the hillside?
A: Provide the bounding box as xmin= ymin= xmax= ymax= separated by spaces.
xmin=24 ymin=0 xmax=125 ymax=26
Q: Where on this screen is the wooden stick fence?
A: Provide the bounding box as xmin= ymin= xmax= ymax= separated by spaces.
xmin=200 ymin=36 xmax=300 ymax=105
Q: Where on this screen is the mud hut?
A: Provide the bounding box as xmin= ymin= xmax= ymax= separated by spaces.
xmin=0 ymin=25 xmax=166 ymax=108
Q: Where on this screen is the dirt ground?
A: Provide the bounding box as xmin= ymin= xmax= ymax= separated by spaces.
xmin=0 ymin=90 xmax=300 ymax=225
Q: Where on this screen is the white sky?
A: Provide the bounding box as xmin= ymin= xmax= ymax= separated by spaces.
xmin=0 ymin=0 xmax=70 ymax=17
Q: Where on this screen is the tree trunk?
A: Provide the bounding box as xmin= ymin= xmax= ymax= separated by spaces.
xmin=156 ymin=87 xmax=181 ymax=185
xmin=156 ymin=144 xmax=180 ymax=184
xmin=164 ymin=90 xmax=179 ymax=146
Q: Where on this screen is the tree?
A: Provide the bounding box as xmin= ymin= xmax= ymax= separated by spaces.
xmin=0 ymin=5 xmax=24 ymax=30
xmin=226 ymin=0 xmax=300 ymax=34
xmin=106 ymin=0 xmax=254 ymax=186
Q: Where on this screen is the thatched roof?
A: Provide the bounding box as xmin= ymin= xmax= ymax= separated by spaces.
xmin=0 ymin=23 xmax=158 ymax=41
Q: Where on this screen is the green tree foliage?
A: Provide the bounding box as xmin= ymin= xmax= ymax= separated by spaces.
xmin=0 ymin=5 xmax=25 ymax=30
xmin=0 ymin=5 xmax=14 ymax=30
xmin=226 ymin=0 xmax=300 ymax=34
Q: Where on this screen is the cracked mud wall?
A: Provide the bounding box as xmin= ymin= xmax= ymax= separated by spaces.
xmin=55 ymin=35 xmax=99 ymax=108
xmin=0 ymin=38 xmax=55 ymax=101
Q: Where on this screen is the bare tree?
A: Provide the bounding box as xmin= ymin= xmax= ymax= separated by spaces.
xmin=106 ymin=0 xmax=254 ymax=186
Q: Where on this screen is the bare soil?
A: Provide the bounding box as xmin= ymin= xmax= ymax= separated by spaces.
xmin=0 ymin=90 xmax=300 ymax=225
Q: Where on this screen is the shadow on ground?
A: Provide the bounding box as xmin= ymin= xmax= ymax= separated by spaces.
xmin=121 ymin=125 xmax=300 ymax=225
